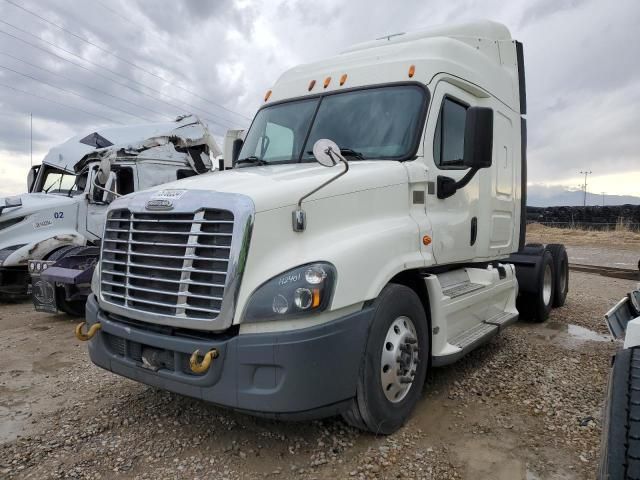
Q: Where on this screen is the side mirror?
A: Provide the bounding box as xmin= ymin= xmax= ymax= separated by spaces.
xmin=437 ymin=107 xmax=494 ymax=200
xmin=231 ymin=138 xmax=243 ymax=164
xmin=463 ymin=107 xmax=493 ymax=169
xmin=101 ymin=171 xmax=117 ymax=203
xmin=27 ymin=165 xmax=40 ymax=193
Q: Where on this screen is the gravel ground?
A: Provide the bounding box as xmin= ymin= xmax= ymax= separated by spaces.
xmin=0 ymin=271 xmax=635 ymax=479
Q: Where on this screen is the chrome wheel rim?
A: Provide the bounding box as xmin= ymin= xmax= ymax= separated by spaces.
xmin=380 ymin=316 xmax=419 ymax=403
xmin=543 ymin=263 xmax=553 ymax=306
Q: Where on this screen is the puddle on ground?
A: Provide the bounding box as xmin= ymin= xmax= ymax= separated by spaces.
xmin=567 ymin=324 xmax=611 ymax=342
xmin=517 ymin=321 xmax=612 ymax=347
xmin=0 ymin=405 xmax=30 ymax=444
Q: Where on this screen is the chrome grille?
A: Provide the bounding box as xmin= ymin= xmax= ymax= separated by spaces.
xmin=100 ymin=209 xmax=234 ymax=320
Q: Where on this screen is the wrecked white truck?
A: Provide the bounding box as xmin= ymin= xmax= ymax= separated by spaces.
xmin=0 ymin=115 xmax=221 ymax=315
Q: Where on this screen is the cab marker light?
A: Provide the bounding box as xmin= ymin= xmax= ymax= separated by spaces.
xmin=422 ymin=235 xmax=432 ymax=246
xmin=308 ymin=79 xmax=316 ymax=91
xmin=408 ymin=65 xmax=416 ymax=78
xmin=340 ymin=74 xmax=347 ymax=86
xmin=323 ymin=76 xmax=331 ymax=88
xmin=264 ymin=89 xmax=272 ymax=102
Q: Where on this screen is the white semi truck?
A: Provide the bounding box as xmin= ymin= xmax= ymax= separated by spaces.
xmin=77 ymin=21 xmax=570 ymax=433
xmin=0 ymin=115 xmax=221 ymax=315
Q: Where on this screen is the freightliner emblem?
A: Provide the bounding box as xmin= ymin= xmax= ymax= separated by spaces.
xmin=145 ymin=199 xmax=174 ymax=210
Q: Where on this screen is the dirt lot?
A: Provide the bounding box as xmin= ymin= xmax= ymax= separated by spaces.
xmin=0 ymin=269 xmax=635 ymax=480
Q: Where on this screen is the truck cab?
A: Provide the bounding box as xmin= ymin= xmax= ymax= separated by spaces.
xmin=80 ymin=21 xmax=568 ymax=433
xmin=0 ymin=115 xmax=220 ymax=310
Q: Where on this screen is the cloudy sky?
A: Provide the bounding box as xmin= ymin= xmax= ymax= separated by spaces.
xmin=0 ymin=0 xmax=638 ymax=198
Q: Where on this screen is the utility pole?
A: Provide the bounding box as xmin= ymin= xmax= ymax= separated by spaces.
xmin=30 ymin=113 xmax=33 ymax=167
xmin=579 ymin=170 xmax=592 ymax=207
xmin=601 ymin=192 xmax=606 ymax=207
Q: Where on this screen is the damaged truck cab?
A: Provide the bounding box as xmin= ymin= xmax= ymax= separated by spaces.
xmin=80 ymin=21 xmax=569 ymax=433
xmin=0 ymin=115 xmax=220 ymax=314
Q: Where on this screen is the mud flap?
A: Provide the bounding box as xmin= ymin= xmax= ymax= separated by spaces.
xmin=29 ymin=260 xmax=58 ymax=313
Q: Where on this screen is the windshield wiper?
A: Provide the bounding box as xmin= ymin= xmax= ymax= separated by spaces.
xmin=338 ymin=148 xmax=365 ymax=160
xmin=236 ymin=156 xmax=268 ymax=167
xmin=305 ymin=147 xmax=366 ymax=161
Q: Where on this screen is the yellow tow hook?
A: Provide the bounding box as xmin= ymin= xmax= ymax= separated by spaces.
xmin=75 ymin=322 xmax=101 ymax=341
xmin=189 ymin=349 xmax=219 ymax=374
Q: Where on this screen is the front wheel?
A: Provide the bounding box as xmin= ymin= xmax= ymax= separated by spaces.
xmin=342 ymin=284 xmax=429 ymax=434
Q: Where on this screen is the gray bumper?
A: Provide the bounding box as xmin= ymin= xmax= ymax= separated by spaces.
xmin=85 ymin=295 xmax=372 ymax=418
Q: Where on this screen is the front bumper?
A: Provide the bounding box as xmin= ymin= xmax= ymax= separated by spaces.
xmin=85 ymin=295 xmax=372 ymax=419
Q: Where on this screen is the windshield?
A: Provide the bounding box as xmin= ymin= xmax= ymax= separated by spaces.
xmin=36 ymin=165 xmax=83 ymax=195
xmin=238 ymin=85 xmax=426 ymax=165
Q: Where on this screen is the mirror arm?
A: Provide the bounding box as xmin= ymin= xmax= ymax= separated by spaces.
xmin=437 ymin=167 xmax=478 ymax=200
xmin=292 ymin=157 xmax=349 ymax=232
xmin=92 ymin=174 xmax=121 ymax=202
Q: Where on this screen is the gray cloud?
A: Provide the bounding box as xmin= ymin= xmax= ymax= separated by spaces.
xmin=0 ymin=0 xmax=638 ymax=196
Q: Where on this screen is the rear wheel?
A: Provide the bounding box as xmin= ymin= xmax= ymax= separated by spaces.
xmin=342 ymin=284 xmax=429 ymax=434
xmin=518 ymin=250 xmax=555 ymax=323
xmin=546 ymin=244 xmax=569 ymax=307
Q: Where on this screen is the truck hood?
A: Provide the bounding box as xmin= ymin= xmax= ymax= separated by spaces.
xmin=0 ymin=192 xmax=80 ymax=220
xmin=136 ymin=161 xmax=409 ymax=213
xmin=0 ymin=193 xmax=82 ymax=263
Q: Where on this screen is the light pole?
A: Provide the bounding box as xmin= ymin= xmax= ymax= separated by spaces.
xmin=579 ymin=170 xmax=592 ymax=207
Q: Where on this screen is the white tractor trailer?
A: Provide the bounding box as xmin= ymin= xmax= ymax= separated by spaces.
xmin=0 ymin=115 xmax=223 ymax=314
xmin=77 ymin=21 xmax=570 ymax=433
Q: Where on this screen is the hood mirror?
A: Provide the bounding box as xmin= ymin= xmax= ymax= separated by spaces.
xmin=292 ymin=139 xmax=350 ymax=233
xmin=312 ymin=139 xmax=342 ymax=167
xmin=0 ymin=196 xmax=22 ymax=215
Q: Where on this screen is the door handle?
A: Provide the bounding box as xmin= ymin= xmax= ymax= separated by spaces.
xmin=470 ymin=217 xmax=477 ymax=246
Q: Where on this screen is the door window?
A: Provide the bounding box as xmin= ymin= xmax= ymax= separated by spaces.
xmin=433 ymin=97 xmax=468 ymax=169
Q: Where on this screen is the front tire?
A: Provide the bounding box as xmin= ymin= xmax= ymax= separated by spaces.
xmin=342 ymin=284 xmax=429 ymax=434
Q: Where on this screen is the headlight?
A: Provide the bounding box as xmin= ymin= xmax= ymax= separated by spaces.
xmin=243 ymin=262 xmax=336 ymax=323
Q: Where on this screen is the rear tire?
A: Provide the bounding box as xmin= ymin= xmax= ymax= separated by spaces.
xmin=546 ymin=244 xmax=569 ymax=308
xmin=599 ymin=348 xmax=640 ymax=479
xmin=342 ymin=284 xmax=429 ymax=434
xmin=517 ymin=250 xmax=555 ymax=323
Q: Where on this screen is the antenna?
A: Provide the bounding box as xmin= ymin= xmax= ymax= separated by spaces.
xmin=30 ymin=112 xmax=32 ymax=167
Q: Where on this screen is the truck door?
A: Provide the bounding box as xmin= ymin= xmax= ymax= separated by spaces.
xmin=425 ymin=81 xmax=485 ymax=264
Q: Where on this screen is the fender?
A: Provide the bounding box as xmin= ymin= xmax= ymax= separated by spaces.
xmin=1 ymin=231 xmax=86 ymax=267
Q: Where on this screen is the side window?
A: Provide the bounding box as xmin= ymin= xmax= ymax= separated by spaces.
xmin=433 ymin=97 xmax=468 ymax=169
xmin=115 ymin=167 xmax=134 ymax=195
